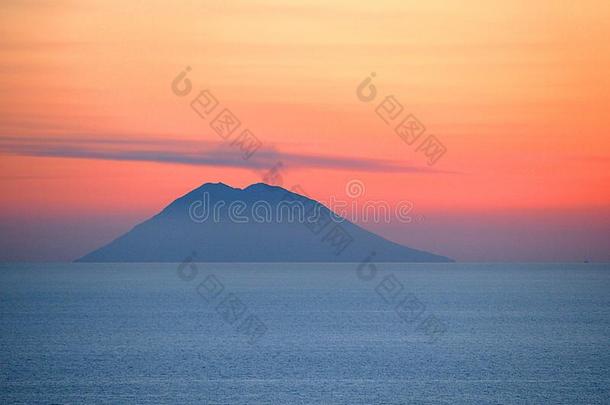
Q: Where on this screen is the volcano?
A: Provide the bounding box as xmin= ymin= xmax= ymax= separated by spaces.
xmin=77 ymin=182 xmax=452 ymax=262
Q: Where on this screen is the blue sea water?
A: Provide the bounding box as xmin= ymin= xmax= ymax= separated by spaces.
xmin=1 ymin=263 xmax=609 ymax=404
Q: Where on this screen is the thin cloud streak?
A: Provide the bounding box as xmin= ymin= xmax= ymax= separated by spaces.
xmin=0 ymin=135 xmax=457 ymax=174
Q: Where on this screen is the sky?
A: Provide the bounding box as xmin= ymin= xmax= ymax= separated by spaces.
xmin=0 ymin=0 xmax=609 ymax=262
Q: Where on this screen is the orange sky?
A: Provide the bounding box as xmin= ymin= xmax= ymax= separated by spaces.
xmin=0 ymin=0 xmax=609 ymax=261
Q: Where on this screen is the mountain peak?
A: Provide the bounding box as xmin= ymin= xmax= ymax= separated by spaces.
xmin=245 ymin=182 xmax=271 ymax=189
xmin=244 ymin=182 xmax=285 ymax=192
xmin=198 ymin=182 xmax=236 ymax=190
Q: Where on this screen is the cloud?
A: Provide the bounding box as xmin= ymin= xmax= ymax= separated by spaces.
xmin=0 ymin=135 xmax=456 ymax=174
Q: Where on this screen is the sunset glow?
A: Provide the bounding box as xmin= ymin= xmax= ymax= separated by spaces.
xmin=1 ymin=0 xmax=609 ymax=261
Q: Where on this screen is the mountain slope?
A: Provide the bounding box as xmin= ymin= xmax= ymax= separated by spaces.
xmin=76 ymin=182 xmax=452 ymax=262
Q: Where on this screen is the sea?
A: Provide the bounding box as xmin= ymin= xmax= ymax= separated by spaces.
xmin=1 ymin=263 xmax=608 ymax=404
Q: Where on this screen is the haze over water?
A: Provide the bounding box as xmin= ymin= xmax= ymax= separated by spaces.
xmin=1 ymin=263 xmax=608 ymax=404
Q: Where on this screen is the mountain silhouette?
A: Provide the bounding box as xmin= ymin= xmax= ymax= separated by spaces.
xmin=76 ymin=182 xmax=452 ymax=262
